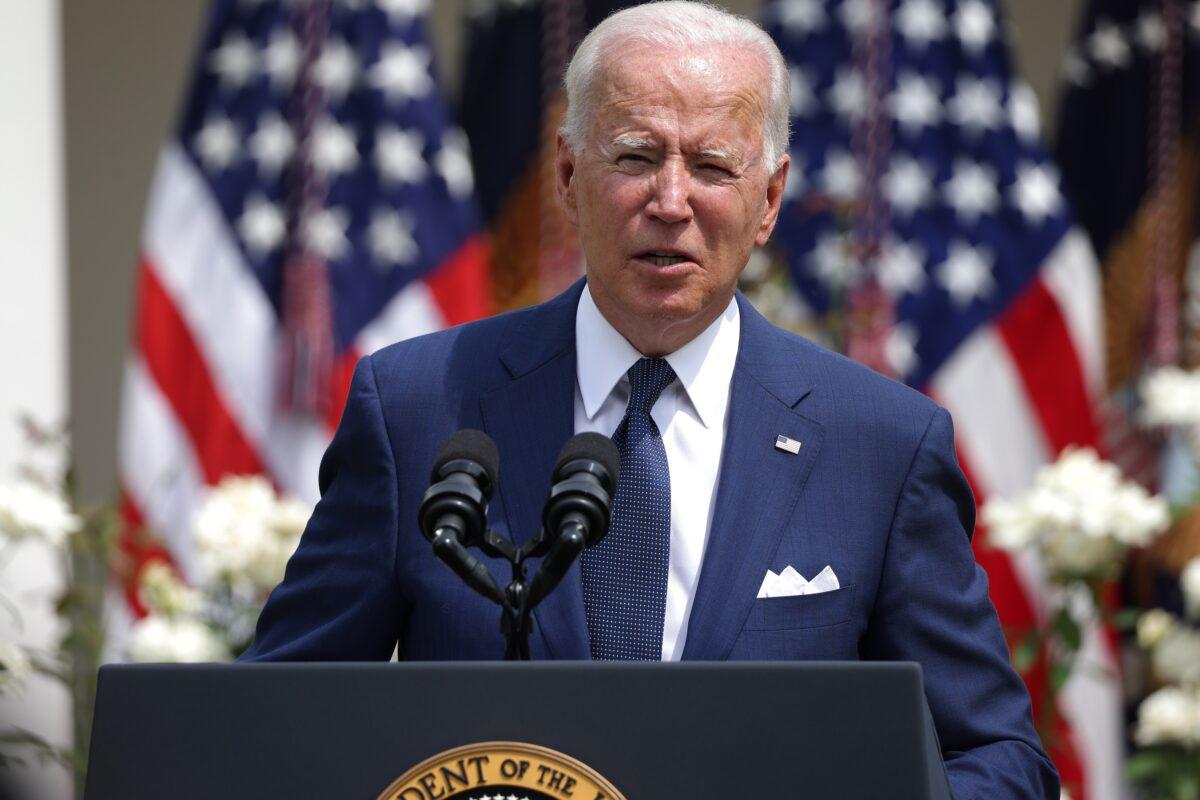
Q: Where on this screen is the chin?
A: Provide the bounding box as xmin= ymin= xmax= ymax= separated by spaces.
xmin=633 ymin=290 xmax=705 ymax=324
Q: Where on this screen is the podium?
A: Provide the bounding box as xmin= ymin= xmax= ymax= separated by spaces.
xmin=85 ymin=661 xmax=952 ymax=799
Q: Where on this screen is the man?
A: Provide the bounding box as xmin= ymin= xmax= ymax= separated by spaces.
xmin=243 ymin=2 xmax=1057 ymax=796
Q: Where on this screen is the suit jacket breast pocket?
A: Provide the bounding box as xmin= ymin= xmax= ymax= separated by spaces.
xmin=742 ymin=584 xmax=857 ymax=631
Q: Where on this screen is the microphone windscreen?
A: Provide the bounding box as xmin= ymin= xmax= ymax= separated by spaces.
xmin=431 ymin=429 xmax=500 ymax=485
xmin=554 ymin=432 xmax=620 ymax=490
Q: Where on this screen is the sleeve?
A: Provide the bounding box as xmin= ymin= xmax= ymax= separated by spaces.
xmin=859 ymin=407 xmax=1060 ymax=800
xmin=238 ymin=356 xmax=407 ymax=661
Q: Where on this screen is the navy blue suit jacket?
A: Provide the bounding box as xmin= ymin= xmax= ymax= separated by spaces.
xmin=243 ymin=281 xmax=1058 ymax=798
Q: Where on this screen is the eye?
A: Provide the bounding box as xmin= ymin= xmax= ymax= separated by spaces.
xmin=698 ymin=162 xmax=735 ymax=178
xmin=617 ymin=153 xmax=652 ymax=166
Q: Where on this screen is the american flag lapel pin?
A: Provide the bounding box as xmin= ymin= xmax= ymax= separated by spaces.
xmin=775 ymin=435 xmax=802 ymax=454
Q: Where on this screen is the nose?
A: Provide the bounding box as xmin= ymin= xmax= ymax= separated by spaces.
xmin=645 ymin=159 xmax=693 ymax=224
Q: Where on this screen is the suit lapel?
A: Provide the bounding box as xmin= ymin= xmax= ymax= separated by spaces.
xmin=681 ymin=296 xmax=824 ymax=660
xmin=479 ymin=281 xmax=590 ymax=659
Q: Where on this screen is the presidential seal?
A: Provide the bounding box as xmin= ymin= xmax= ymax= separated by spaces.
xmin=377 ymin=741 xmax=626 ymax=800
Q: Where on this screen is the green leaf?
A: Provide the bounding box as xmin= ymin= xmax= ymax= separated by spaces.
xmin=0 ymin=729 xmax=54 ymax=749
xmin=1053 ymin=608 xmax=1082 ymax=652
xmin=1012 ymin=630 xmax=1041 ymax=673
xmin=0 ymin=728 xmax=79 ymax=771
xmin=1050 ymin=659 xmax=1073 ymax=692
xmin=1112 ymin=607 xmax=1142 ymax=631
xmin=1126 ymin=750 xmax=1169 ymax=781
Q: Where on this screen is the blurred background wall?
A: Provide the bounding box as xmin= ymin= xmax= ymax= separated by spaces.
xmin=1 ymin=2 xmax=70 ymax=798
xmin=63 ymin=0 xmax=1081 ymax=505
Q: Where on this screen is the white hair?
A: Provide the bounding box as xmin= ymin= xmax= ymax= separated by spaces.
xmin=561 ymin=1 xmax=791 ymax=169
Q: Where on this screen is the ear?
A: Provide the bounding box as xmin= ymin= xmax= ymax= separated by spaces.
xmin=755 ymin=154 xmax=790 ymax=247
xmin=556 ymin=133 xmax=579 ymax=226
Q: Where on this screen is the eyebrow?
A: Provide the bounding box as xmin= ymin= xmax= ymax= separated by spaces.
xmin=610 ymin=133 xmax=656 ymax=150
xmin=697 ymin=147 xmax=742 ymax=166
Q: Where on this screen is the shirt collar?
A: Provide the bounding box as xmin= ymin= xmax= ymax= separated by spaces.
xmin=575 ymin=283 xmax=740 ymax=429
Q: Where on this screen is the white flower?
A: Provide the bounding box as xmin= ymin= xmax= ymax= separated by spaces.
xmin=982 ymin=448 xmax=1169 ymax=577
xmin=1134 ymin=685 xmax=1200 ymax=746
xmin=127 ymin=614 xmax=229 ymax=663
xmin=982 ymin=498 xmax=1039 ymax=549
xmin=137 ymin=561 xmax=202 ymax=617
xmin=1182 ymin=558 xmax=1200 ymax=621
xmin=1138 ymin=609 xmax=1177 ymax=650
xmin=1141 ymin=367 xmax=1200 ymax=427
xmin=1042 ymin=525 xmax=1120 ymax=576
xmin=0 ymin=641 xmax=32 ymax=692
xmin=1152 ymin=625 xmax=1200 ymax=685
xmin=272 ymin=497 xmax=310 ymax=539
xmin=192 ymin=475 xmax=310 ymax=594
xmin=1108 ymin=485 xmax=1170 ymax=547
xmin=0 ymin=479 xmax=81 ymax=547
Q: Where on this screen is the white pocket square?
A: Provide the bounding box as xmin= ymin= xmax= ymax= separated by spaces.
xmin=757 ymin=565 xmax=840 ymax=598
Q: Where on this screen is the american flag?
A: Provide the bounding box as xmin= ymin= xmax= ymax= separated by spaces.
xmin=117 ymin=0 xmax=489 ymax=609
xmin=764 ymin=0 xmax=1115 ymax=797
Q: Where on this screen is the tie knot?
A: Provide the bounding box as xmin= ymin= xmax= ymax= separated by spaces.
xmin=626 ymin=358 xmax=676 ymax=414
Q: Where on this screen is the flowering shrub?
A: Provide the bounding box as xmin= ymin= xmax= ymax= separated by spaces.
xmin=984 ymin=447 xmax=1169 ymax=580
xmin=1127 ymin=567 xmax=1200 ymax=800
xmin=192 ymin=476 xmax=308 ymax=595
xmin=981 ymin=446 xmax=1171 ymax=769
xmin=0 ymin=422 xmax=108 ymax=778
xmin=0 ymin=480 xmax=81 ymax=548
xmin=127 ymin=614 xmax=230 ymax=664
xmin=1134 ymin=685 xmax=1200 ymax=748
xmin=0 ymin=422 xmax=309 ymax=782
xmin=0 ymin=478 xmax=76 ymax=698
xmin=127 ymin=475 xmax=309 ymax=662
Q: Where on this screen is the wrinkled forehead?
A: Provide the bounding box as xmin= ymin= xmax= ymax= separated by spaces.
xmin=589 ymin=41 xmax=771 ymax=137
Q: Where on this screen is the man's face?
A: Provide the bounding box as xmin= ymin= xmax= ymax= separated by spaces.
xmin=557 ymin=42 xmax=788 ymax=355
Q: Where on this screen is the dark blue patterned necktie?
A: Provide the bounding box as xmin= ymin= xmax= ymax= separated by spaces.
xmin=581 ymin=357 xmax=676 ymax=661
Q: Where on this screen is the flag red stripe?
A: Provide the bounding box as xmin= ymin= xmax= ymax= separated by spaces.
xmin=134 ymin=257 xmax=265 ymax=482
xmin=954 ymin=447 xmax=1089 ymax=798
xmin=425 ymin=234 xmax=492 ymax=327
xmin=996 ymin=280 xmax=1099 ymax=454
xmin=326 ymin=348 xmax=361 ymax=432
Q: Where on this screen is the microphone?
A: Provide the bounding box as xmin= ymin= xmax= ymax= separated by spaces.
xmin=418 ymin=430 xmax=506 ymax=606
xmin=524 ymin=433 xmax=620 ymax=610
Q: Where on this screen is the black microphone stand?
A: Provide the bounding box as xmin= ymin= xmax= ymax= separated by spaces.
xmin=475 ymin=529 xmax=536 ymax=660
xmin=469 ymin=525 xmax=591 ymax=660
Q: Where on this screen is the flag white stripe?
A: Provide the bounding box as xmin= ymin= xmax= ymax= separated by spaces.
xmin=1041 ymin=230 xmax=1105 ymax=402
xmin=263 ymin=414 xmax=330 ymax=506
xmin=355 ymin=278 xmax=447 ymax=356
xmin=933 ymin=327 xmax=1051 ymax=498
xmin=117 ymin=356 xmax=206 ymax=581
xmin=1060 ymin=625 xmax=1126 ymax=800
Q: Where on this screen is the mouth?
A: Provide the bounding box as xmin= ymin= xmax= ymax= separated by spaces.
xmin=635 ymin=250 xmax=695 ymax=268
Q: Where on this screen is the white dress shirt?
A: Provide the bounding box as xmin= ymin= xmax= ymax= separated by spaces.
xmin=573 ymin=284 xmax=740 ymax=660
